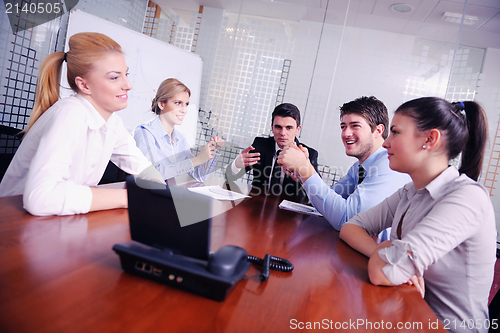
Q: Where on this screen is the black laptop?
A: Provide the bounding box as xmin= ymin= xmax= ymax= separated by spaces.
xmin=125 ymin=176 xmax=212 ymax=261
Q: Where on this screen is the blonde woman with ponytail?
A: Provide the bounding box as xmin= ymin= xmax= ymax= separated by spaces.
xmin=0 ymin=32 xmax=163 ymax=216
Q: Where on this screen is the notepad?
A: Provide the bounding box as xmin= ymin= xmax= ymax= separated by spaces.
xmin=188 ymin=185 xmax=250 ymax=201
xmin=279 ymin=200 xmax=323 ymax=216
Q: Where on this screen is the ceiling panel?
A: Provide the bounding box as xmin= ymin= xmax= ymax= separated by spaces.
xmin=446 ymin=0 xmax=500 ymax=9
xmin=154 ymin=0 xmax=500 ymax=49
xmin=371 ymin=0 xmax=437 ymax=21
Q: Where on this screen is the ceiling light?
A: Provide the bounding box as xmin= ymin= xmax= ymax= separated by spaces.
xmin=441 ymin=12 xmax=478 ymax=25
xmin=391 ymin=4 xmax=413 ymax=13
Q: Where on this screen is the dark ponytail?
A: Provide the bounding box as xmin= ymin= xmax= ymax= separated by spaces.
xmin=395 ymin=97 xmax=488 ymax=181
xmin=459 ymin=101 xmax=488 ymax=181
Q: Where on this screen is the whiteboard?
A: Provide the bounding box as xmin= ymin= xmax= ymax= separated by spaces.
xmin=62 ymin=10 xmax=202 ymax=146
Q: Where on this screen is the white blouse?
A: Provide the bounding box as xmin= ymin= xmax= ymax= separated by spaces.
xmin=0 ymin=94 xmax=157 ymax=216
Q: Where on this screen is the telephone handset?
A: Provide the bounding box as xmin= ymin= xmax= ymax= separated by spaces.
xmin=208 ymin=245 xmax=294 ymax=282
xmin=207 ymin=245 xmax=249 ymax=277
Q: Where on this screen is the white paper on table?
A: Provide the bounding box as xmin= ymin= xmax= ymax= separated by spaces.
xmin=188 ymin=185 xmax=250 ymax=201
xmin=279 ymin=200 xmax=323 ymax=216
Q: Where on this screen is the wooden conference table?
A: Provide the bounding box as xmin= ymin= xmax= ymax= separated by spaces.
xmin=0 ymin=179 xmax=446 ymax=332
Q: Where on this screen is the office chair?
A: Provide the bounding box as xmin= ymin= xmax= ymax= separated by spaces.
xmin=98 ymin=161 xmax=129 ymax=185
xmin=0 ymin=125 xmax=22 ymax=182
xmin=490 ymin=292 xmax=500 ymax=332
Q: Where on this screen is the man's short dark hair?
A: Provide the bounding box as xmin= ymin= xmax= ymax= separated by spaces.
xmin=339 ymin=96 xmax=389 ymax=139
xmin=272 ymin=103 xmax=301 ymax=127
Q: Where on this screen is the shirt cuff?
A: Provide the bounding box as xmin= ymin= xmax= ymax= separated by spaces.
xmin=231 ymin=159 xmax=241 ymax=175
xmin=302 ymin=172 xmax=325 ymax=195
xmin=177 ymin=158 xmax=194 ymax=175
xmin=378 ymin=241 xmax=421 ymax=285
xmin=209 ymin=151 xmax=221 ymax=170
xmin=63 ymin=184 xmax=93 ymax=215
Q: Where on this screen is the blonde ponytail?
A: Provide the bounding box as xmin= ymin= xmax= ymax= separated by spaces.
xmin=23 ymin=52 xmax=65 ymax=135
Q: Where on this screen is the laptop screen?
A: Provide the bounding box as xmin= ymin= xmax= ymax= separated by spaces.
xmin=126 ymin=176 xmax=211 ymax=261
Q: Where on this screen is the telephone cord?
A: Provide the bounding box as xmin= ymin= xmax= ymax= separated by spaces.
xmin=247 ymin=254 xmax=294 ymax=272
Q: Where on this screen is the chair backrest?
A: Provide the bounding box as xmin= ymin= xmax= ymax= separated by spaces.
xmin=490 ymin=289 xmax=500 ymax=322
xmin=98 ymin=161 xmax=129 ymax=185
xmin=0 ymin=125 xmax=22 ymax=182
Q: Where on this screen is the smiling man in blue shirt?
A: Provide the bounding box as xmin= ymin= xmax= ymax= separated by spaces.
xmin=278 ymin=96 xmax=410 ymax=237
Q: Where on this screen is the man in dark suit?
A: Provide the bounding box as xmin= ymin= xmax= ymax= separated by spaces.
xmin=226 ymin=103 xmax=318 ymax=197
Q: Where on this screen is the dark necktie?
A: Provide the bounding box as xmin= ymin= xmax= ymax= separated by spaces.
xmin=358 ymin=165 xmax=365 ymax=185
xmin=269 ymin=150 xmax=282 ymax=190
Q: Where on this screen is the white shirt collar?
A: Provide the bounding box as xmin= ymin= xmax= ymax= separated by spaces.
xmin=424 ymin=166 xmax=461 ymax=200
xmin=75 ymin=94 xmax=111 ymax=131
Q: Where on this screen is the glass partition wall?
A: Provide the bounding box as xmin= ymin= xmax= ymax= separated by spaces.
xmin=159 ymin=0 xmax=499 ymax=199
xmin=0 ymin=0 xmax=499 ymax=240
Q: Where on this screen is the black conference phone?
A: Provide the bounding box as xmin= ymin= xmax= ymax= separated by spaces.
xmin=113 ymin=242 xmax=294 ymax=302
xmin=113 ymin=176 xmax=293 ymax=302
xmin=113 ymin=242 xmax=251 ymax=302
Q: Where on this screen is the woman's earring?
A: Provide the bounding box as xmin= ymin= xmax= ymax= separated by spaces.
xmin=422 ymin=145 xmax=427 ymax=149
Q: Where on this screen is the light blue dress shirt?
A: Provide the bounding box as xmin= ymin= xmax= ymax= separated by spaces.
xmin=302 ymin=146 xmax=411 ymax=232
xmin=134 ymin=116 xmax=218 ymax=182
